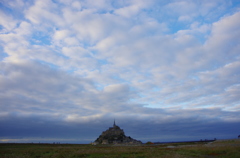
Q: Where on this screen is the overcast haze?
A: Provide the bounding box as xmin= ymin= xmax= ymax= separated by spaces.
xmin=0 ymin=0 xmax=240 ymax=144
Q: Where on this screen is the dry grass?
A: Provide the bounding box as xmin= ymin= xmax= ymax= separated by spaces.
xmin=0 ymin=139 xmax=239 ymax=158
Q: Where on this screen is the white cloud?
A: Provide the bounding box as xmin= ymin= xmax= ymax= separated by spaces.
xmin=0 ymin=11 xmax=18 ymax=32
xmin=53 ymin=30 xmax=71 ymax=41
xmin=62 ymin=8 xmax=123 ymax=44
xmin=114 ymin=5 xmax=141 ymax=18
xmin=166 ymin=1 xmax=197 ymax=16
xmin=209 ymin=11 xmax=240 ymax=45
xmin=25 ymin=0 xmax=64 ymax=27
xmin=178 ymin=15 xmax=193 ymax=22
xmin=52 ymin=29 xmax=80 ymax=46
xmin=0 ymin=0 xmax=240 ymax=143
xmin=114 ymin=0 xmax=153 ymax=18
xmin=63 ymin=37 xmax=79 ymax=46
xmin=71 ymin=1 xmax=82 ymax=10
xmin=0 ymin=0 xmax=25 ymax=9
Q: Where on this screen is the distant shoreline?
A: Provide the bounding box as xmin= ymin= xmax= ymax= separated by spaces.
xmin=1 ymin=138 xmax=239 ymax=145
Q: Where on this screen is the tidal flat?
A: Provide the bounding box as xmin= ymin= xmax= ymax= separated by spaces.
xmin=0 ymin=139 xmax=240 ymax=158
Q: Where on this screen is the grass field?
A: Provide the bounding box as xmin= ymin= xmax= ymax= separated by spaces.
xmin=0 ymin=139 xmax=239 ymax=158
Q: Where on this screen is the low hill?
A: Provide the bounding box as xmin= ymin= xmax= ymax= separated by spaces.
xmin=93 ymin=121 xmax=142 ymax=145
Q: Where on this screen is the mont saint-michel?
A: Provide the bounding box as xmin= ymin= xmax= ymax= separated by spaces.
xmin=93 ymin=121 xmax=142 ymax=145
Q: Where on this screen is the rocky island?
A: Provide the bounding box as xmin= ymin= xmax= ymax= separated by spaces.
xmin=93 ymin=120 xmax=142 ymax=145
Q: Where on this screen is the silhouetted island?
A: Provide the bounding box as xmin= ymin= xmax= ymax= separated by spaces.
xmin=92 ymin=120 xmax=142 ymax=145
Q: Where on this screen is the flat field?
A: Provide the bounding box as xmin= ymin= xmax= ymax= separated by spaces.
xmin=0 ymin=139 xmax=239 ymax=158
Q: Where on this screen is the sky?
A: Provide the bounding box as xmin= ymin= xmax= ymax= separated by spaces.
xmin=0 ymin=0 xmax=240 ymax=144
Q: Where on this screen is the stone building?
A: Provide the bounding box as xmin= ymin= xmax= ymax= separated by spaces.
xmin=93 ymin=120 xmax=142 ymax=145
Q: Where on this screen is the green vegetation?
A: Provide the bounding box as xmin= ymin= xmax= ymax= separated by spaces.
xmin=0 ymin=139 xmax=239 ymax=158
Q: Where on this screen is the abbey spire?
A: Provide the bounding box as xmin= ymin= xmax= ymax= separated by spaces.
xmin=113 ymin=119 xmax=116 ymax=127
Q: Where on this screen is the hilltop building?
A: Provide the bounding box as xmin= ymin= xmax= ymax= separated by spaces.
xmin=93 ymin=120 xmax=142 ymax=145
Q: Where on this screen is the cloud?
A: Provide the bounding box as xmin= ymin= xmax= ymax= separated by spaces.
xmin=0 ymin=10 xmax=18 ymax=32
xmin=205 ymin=11 xmax=240 ymax=56
xmin=0 ymin=0 xmax=25 ymax=9
xmin=114 ymin=0 xmax=151 ymax=18
xmin=1 ymin=105 xmax=239 ymax=143
xmin=25 ymin=0 xmax=64 ymax=26
xmin=0 ymin=0 xmax=240 ymax=143
xmin=0 ymin=61 xmax=95 ymax=114
xmin=164 ymin=0 xmax=231 ymax=22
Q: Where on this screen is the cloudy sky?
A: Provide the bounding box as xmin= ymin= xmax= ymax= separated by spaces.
xmin=0 ymin=0 xmax=240 ymax=144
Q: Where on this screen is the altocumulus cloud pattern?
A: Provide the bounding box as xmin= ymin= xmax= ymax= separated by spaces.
xmin=0 ymin=0 xmax=240 ymax=144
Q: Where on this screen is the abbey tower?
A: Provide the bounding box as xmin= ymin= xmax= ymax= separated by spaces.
xmin=93 ymin=121 xmax=142 ymax=145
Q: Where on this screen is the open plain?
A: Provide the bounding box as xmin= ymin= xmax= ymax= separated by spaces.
xmin=0 ymin=139 xmax=239 ymax=158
